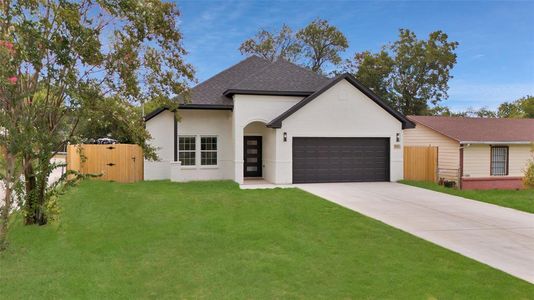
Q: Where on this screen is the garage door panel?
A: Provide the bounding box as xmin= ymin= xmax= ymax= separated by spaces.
xmin=293 ymin=137 xmax=389 ymax=183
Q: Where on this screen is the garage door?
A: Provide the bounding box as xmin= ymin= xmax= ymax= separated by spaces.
xmin=293 ymin=137 xmax=390 ymax=183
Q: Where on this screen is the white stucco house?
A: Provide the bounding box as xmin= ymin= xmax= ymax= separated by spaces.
xmin=144 ymin=56 xmax=414 ymax=185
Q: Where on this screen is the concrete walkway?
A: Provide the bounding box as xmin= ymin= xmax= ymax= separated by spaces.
xmin=297 ymin=182 xmax=534 ymax=284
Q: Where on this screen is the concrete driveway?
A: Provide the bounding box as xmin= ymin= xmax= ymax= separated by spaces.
xmin=297 ymin=182 xmax=534 ymax=284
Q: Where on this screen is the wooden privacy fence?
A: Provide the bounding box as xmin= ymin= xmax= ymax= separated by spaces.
xmin=67 ymin=144 xmax=143 ymax=183
xmin=404 ymin=146 xmax=438 ymax=182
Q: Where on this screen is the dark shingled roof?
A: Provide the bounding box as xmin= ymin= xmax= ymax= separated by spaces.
xmin=225 ymin=59 xmax=331 ymax=95
xmin=186 ymin=56 xmax=330 ymax=105
xmin=408 ymin=115 xmax=534 ymax=142
xmin=186 ymin=56 xmax=271 ymax=105
xmin=146 ymin=56 xmax=412 ymax=128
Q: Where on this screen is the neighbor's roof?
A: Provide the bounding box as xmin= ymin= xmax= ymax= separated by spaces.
xmin=190 ymin=56 xmax=330 ymax=105
xmin=408 ymin=115 xmax=534 ymax=143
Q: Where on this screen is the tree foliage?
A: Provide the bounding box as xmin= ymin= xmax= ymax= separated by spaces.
xmin=452 ymin=107 xmax=497 ymax=118
xmin=342 ymin=50 xmax=393 ymax=101
xmin=523 ymin=153 xmax=534 ymax=188
xmin=497 ymin=95 xmax=534 ymax=118
xmin=296 ymin=19 xmax=348 ymax=73
xmin=346 ymin=29 xmax=458 ymax=115
xmin=436 ymin=96 xmax=534 ymax=119
xmin=239 ymin=24 xmax=301 ymax=63
xmin=0 ymin=0 xmax=194 ymax=238
xmin=76 ymin=97 xmax=157 ymax=160
xmin=239 ymin=19 xmax=348 ymax=74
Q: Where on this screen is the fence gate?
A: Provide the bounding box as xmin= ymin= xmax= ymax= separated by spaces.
xmin=67 ymin=144 xmax=143 ymax=183
xmin=403 ymin=146 xmax=438 ymax=182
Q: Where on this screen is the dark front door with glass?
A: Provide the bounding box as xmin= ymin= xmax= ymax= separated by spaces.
xmin=244 ymin=136 xmax=262 ymax=177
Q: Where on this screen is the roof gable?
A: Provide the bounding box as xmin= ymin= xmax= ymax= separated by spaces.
xmin=186 ymin=56 xmax=331 ymax=105
xmin=267 ymin=73 xmax=415 ymax=129
xmin=187 ymin=56 xmax=271 ymax=106
xmin=223 ymin=59 xmax=331 ymax=96
xmin=408 ymin=115 xmax=534 ymax=143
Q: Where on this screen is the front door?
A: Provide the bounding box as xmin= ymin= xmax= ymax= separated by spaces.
xmin=244 ymin=136 xmax=262 ymax=177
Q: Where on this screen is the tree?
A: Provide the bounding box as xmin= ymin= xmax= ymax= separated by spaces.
xmin=434 ymin=106 xmax=497 ymax=118
xmin=347 ymin=29 xmax=458 ymax=115
xmin=239 ymin=24 xmax=302 ymax=63
xmin=0 ymin=0 xmax=194 ymax=241
xmin=467 ymin=107 xmax=497 ymax=118
xmin=76 ymin=97 xmax=157 ymax=160
xmin=0 ymin=38 xmax=26 ymax=248
xmin=497 ymin=95 xmax=534 ymax=118
xmin=342 ymin=50 xmax=393 ymax=101
xmin=296 ymin=19 xmax=348 ymax=73
xmin=239 ymin=19 xmax=348 ymax=74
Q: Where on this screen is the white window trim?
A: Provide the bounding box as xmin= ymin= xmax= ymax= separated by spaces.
xmin=178 ymin=135 xmax=197 ymax=168
xmin=200 ymin=135 xmax=219 ymax=168
xmin=177 ymin=135 xmax=220 ymax=169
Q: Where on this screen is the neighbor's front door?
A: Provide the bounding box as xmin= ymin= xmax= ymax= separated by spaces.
xmin=244 ymin=136 xmax=262 ymax=177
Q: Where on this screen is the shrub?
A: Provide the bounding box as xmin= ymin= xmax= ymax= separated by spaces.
xmin=523 ymin=159 xmax=534 ymax=188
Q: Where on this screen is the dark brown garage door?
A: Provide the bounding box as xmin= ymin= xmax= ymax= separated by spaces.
xmin=293 ymin=137 xmax=390 ymax=183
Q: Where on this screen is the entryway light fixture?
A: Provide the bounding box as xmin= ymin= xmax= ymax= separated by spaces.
xmin=283 ymin=132 xmax=287 ymax=142
xmin=396 ymin=133 xmax=400 ymax=142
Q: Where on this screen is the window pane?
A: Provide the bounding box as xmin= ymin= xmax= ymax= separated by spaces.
xmin=179 ymin=136 xmax=196 ymax=166
xmin=201 ymin=136 xmax=217 ymax=151
xmin=201 ymin=151 xmax=217 ymax=166
xmin=179 ymin=151 xmax=195 ymax=166
xmin=179 ymin=136 xmax=196 ymax=151
xmin=201 ymin=136 xmax=218 ymax=166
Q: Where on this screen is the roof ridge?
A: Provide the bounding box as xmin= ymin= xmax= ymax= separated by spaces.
xmin=227 ymin=58 xmax=277 ymax=90
xmin=228 ymin=57 xmax=332 ymax=92
xmin=408 ymin=115 xmax=534 ymax=142
xmin=191 ymin=56 xmax=270 ymax=91
xmin=273 ymin=57 xmax=331 ymax=81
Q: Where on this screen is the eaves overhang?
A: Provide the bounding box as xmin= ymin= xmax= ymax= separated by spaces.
xmin=144 ymin=104 xmax=234 ymax=122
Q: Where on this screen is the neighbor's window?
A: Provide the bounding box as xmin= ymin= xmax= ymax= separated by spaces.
xmin=179 ymin=136 xmax=196 ymax=166
xmin=201 ymin=136 xmax=218 ymax=166
xmin=490 ymin=146 xmax=508 ymax=176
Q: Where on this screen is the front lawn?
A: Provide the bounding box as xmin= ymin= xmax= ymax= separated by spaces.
xmin=400 ymin=180 xmax=534 ymax=213
xmin=1 ymin=181 xmax=532 ymax=298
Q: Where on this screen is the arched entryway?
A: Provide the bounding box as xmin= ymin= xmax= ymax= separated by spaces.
xmin=242 ymin=121 xmax=276 ymax=183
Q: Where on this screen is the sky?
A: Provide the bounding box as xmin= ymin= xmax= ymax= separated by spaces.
xmin=176 ymin=0 xmax=534 ymax=112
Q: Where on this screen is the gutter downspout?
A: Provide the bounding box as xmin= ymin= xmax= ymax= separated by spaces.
xmin=459 ymin=147 xmax=463 ymax=189
xmin=174 ymin=114 xmax=177 ymax=162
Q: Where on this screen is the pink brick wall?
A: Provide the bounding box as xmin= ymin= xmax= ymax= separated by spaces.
xmin=461 ymin=177 xmax=524 ymax=190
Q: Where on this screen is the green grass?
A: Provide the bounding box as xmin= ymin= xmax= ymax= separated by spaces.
xmin=400 ymin=180 xmax=534 ymax=214
xmin=1 ymin=180 xmax=533 ymax=299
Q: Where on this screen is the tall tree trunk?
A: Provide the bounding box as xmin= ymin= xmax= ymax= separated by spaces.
xmin=23 ymin=157 xmax=37 ymax=225
xmin=35 ymin=159 xmax=48 ymax=225
xmin=23 ymin=157 xmax=49 ymax=225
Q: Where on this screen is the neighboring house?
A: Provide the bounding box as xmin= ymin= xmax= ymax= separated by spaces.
xmin=144 ymin=56 xmax=414 ymax=184
xmin=405 ymin=116 xmax=534 ymax=189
